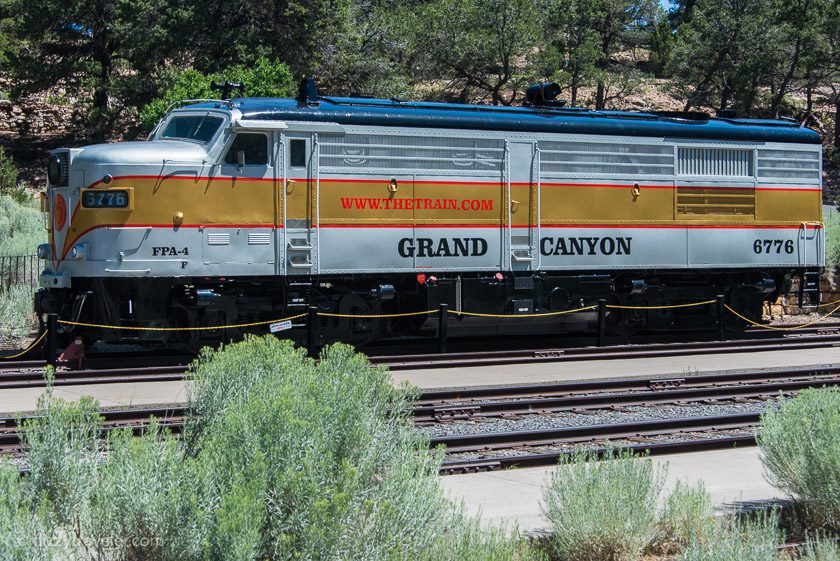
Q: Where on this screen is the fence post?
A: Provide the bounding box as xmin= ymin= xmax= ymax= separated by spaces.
xmin=438 ymin=303 xmax=448 ymax=354
xmin=597 ymin=299 xmax=607 ymax=347
xmin=45 ymin=314 xmax=57 ymax=367
xmin=716 ymin=294 xmax=726 ymax=341
xmin=306 ymin=305 xmax=318 ymax=358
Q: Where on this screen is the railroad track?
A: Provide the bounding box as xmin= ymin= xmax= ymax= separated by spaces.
xmin=375 ymin=332 xmax=840 ymax=370
xmin=0 ymin=406 xmax=186 ymax=455
xmin=3 ymin=365 xmax=839 ymax=475
xmin=435 ymin=413 xmax=759 ymax=475
xmin=2 ymin=329 xmax=840 ymax=389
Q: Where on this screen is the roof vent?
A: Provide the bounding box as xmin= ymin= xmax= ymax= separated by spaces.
xmin=525 ymin=82 xmax=565 ymax=107
xmin=297 ymin=77 xmax=320 ymax=106
xmin=210 ymin=81 xmax=245 ymax=100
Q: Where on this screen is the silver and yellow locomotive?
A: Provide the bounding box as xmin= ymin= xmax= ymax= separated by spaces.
xmin=36 ymin=80 xmax=825 ymax=348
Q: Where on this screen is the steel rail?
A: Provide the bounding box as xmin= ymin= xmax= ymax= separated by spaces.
xmin=372 ymin=333 xmax=840 ymax=370
xmin=436 ymin=413 xmax=761 ymax=474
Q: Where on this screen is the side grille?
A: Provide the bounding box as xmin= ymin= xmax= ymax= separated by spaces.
xmin=677 ymin=147 xmax=752 ymax=177
xmin=248 ymin=232 xmax=271 ymax=245
xmin=757 ymin=149 xmax=820 ymax=181
xmin=676 ymin=187 xmax=755 ymax=217
xmin=207 ymin=233 xmax=231 ymax=245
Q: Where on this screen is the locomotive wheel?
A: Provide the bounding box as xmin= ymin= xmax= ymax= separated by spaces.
xmin=166 ymin=306 xmax=199 ymax=350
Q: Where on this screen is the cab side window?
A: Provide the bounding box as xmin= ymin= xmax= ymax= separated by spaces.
xmin=224 ymin=133 xmax=268 ymax=165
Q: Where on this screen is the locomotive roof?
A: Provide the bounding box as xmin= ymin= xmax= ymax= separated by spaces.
xmin=185 ymin=96 xmax=822 ymax=145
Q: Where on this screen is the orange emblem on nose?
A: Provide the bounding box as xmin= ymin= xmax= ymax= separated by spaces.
xmin=54 ymin=194 xmax=67 ymax=231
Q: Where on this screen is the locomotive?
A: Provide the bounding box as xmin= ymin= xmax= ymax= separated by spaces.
xmin=35 ymin=79 xmax=825 ymax=348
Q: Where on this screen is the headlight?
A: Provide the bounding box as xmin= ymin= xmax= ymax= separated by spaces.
xmin=70 ymin=243 xmax=86 ymax=261
xmin=37 ymin=243 xmax=51 ymax=260
xmin=47 ymin=155 xmax=63 ymax=185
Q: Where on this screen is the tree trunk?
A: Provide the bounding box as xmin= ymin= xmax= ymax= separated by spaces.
xmin=595 ymin=81 xmax=605 ymax=110
xmin=834 ymin=100 xmax=840 ymax=148
xmin=91 ymin=0 xmax=114 ymax=139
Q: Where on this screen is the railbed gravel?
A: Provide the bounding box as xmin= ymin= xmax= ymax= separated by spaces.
xmin=420 ymin=398 xmax=781 ymax=439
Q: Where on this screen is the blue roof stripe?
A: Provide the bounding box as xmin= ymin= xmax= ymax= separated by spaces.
xmin=186 ymin=97 xmax=822 ymax=145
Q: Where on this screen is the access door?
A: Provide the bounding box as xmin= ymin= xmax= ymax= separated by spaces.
xmin=206 ymin=131 xmax=275 ymax=270
xmin=505 ymin=141 xmax=539 ymax=270
xmin=280 ymin=132 xmax=318 ymax=275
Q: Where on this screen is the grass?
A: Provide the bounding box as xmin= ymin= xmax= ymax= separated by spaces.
xmin=3 ymin=337 xmax=541 ymax=560
xmin=541 ymin=448 xmax=666 ymax=561
xmin=759 ymin=387 xmax=840 ymax=531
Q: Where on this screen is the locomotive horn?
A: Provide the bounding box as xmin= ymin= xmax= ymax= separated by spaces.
xmin=211 ymin=81 xmax=245 ymax=100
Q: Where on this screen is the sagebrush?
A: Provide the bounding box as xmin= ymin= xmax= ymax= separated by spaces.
xmin=677 ymin=512 xmax=781 ymax=561
xmin=652 ymin=480 xmax=716 ymax=555
xmin=759 ymin=387 xmax=840 ymax=530
xmin=4 ymin=336 xmax=538 ymax=560
xmin=542 ymin=448 xmax=666 ymax=561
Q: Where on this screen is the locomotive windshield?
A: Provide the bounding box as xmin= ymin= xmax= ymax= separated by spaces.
xmin=160 ymin=114 xmax=224 ymax=143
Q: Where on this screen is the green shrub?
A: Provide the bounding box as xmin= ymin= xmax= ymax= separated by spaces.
xmin=189 ymin=338 xmax=452 ymax=559
xmin=0 ymin=459 xmax=58 ymax=560
xmin=0 ymin=283 xmax=38 ymax=339
xmin=800 ymin=534 xmax=840 ymax=561
xmin=0 ymin=147 xmax=27 ymax=205
xmin=653 ymin=480 xmax=716 ymax=555
xmin=678 ymin=512 xmax=780 ymax=561
xmin=140 ymin=58 xmax=296 ymax=130
xmin=21 ymin=387 xmax=102 ymax=526
xmin=85 ymin=425 xmax=207 ymax=561
xmin=758 ymin=387 xmax=840 ymax=530
xmin=8 ymin=337 xmax=537 ymax=559
xmin=0 ymin=191 xmax=45 ymax=256
xmin=827 ymin=212 xmax=840 ymax=265
xmin=542 ymin=449 xmax=666 ymax=561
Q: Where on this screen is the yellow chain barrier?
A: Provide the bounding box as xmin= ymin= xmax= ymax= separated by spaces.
xmin=606 ymin=299 xmax=717 ymax=310
xmin=0 ymin=329 xmax=48 ymax=360
xmin=818 ymin=298 xmax=840 ymax=308
xmin=39 ymin=296 xmax=840 ymax=333
xmin=726 ymin=302 xmax=840 ymax=331
xmin=58 ymin=313 xmax=307 ymax=332
xmin=317 ymin=309 xmax=437 ymax=319
xmin=448 ymin=304 xmax=597 ymax=318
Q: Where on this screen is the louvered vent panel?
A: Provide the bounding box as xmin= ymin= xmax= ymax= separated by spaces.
xmin=207 ymin=233 xmax=230 ymax=245
xmin=248 ymin=232 xmax=271 ymax=245
xmin=538 ymin=141 xmax=674 ymax=176
xmin=676 ymin=187 xmax=755 ymax=217
xmin=319 ymin=134 xmax=504 ymax=172
xmin=757 ymin=149 xmax=820 ymax=181
xmin=677 ymin=147 xmax=752 ymax=176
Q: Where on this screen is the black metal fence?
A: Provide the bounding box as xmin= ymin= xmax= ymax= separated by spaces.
xmin=0 ymin=254 xmax=39 ymax=291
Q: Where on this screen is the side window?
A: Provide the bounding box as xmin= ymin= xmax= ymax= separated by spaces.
xmin=224 ymin=133 xmax=268 ymax=165
xmin=290 ymin=139 xmax=307 ymax=167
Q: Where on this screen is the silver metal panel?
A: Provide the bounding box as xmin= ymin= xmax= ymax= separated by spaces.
xmin=317 ymin=227 xmax=418 ymax=272
xmin=538 ymin=227 xmax=687 ymax=269
xmin=687 ymin=227 xmax=824 ymax=267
